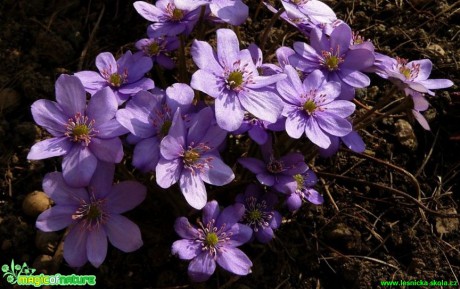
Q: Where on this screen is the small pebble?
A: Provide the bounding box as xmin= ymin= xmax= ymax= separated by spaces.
xmin=395 ymin=119 xmax=418 ymax=150
xmin=22 ymin=191 xmax=51 ymax=217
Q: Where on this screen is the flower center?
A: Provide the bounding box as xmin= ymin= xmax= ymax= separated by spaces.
xmin=109 ymin=73 xmax=124 ymax=87
xmin=184 ymin=149 xmax=201 ymax=166
xmin=181 ymin=143 xmax=213 ymax=173
xmin=151 ymin=104 xmax=173 ymax=137
xmin=267 ymin=157 xmax=284 ymax=174
xmin=303 ymin=100 xmax=317 ymax=114
xmin=294 ymin=173 xmax=304 ymax=190
xmin=204 ymin=232 xmax=219 ymax=247
xmin=243 ymin=196 xmax=273 ymax=231
xmin=65 ymin=113 xmax=97 ymax=146
xmin=147 ymin=42 xmax=161 ymax=56
xmin=227 ymin=71 xmax=244 ymax=90
xmin=72 ymin=194 xmax=107 ymax=230
xmin=321 ymin=49 xmax=344 ymax=71
xmin=396 ymin=57 xmax=420 ymax=80
xmin=197 ymin=220 xmax=232 ymax=257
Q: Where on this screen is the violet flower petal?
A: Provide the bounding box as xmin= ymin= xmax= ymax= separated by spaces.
xmin=105 ymin=214 xmax=143 ymax=252
xmin=216 ymin=247 xmax=252 ymax=275
xmin=64 ymin=223 xmax=89 ymax=267
xmin=55 ymin=74 xmax=86 ymax=115
xmin=62 ymin=146 xmax=98 ymax=187
xmin=179 ymin=170 xmax=207 ymax=210
xmin=36 ymin=206 xmax=77 ymax=232
xmin=106 ymin=181 xmax=147 ymax=214
xmin=188 ymin=252 xmax=216 ymax=282
xmin=172 ymin=239 xmax=201 ymax=260
xmin=28 ymin=137 xmax=72 ymax=160
xmin=87 ymin=228 xmax=108 ymax=268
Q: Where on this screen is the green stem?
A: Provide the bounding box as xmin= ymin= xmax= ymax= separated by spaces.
xmin=259 ymin=7 xmax=284 ymax=51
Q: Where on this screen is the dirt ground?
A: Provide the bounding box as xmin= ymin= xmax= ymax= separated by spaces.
xmin=1 ymin=0 xmax=459 ymax=288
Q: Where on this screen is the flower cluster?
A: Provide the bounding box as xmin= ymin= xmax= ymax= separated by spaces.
xmin=27 ymin=0 xmax=454 ymax=283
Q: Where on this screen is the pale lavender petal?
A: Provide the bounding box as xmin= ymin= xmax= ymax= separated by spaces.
xmin=74 ymin=71 xmax=107 ymax=94
xmin=210 ymin=0 xmax=248 ymax=25
xmin=342 ymin=49 xmax=375 ymax=71
xmin=166 ymin=83 xmax=195 ymax=113
xmin=125 ymin=54 xmax=153 ymax=83
xmin=95 ymin=52 xmax=117 ymax=75
xmin=274 ymin=175 xmax=297 ymax=194
xmin=191 ymin=69 xmax=223 ymax=99
xmin=89 ymin=137 xmax=123 ymax=163
xmin=276 ymin=46 xmax=296 ymax=68
xmin=133 ymin=1 xmax=162 ymax=21
xmin=286 ymin=193 xmax=302 ymax=211
xmin=316 ymin=81 xmax=341 ymax=103
xmin=87 ymin=228 xmax=108 ymax=268
xmin=412 ymin=109 xmax=430 ymax=130
xmin=322 ymin=100 xmax=355 ymax=117
xmin=31 ymin=99 xmax=68 ymax=135
xmin=132 ymin=137 xmax=160 ymax=172
xmin=215 ymin=91 xmax=245 ymax=131
xmin=270 ymin=211 xmax=282 ymax=229
xmin=248 ymin=125 xmax=268 ymax=144
xmin=303 ymin=69 xmax=327 ymax=92
xmin=316 ymin=112 xmax=352 ymax=136
xmin=96 ymin=119 xmax=128 ymax=139
xmin=174 ymin=217 xmax=200 ymax=239
xmin=284 ymin=109 xmax=307 ymax=139
xmin=256 ymin=173 xmax=275 ymax=186
xmin=305 ymin=118 xmax=331 ymax=148
xmin=89 ymin=161 xmax=115 ymax=199
xmin=410 ymin=59 xmax=432 ymax=81
xmin=191 ymin=40 xmax=222 ymax=73
xmin=168 ymin=108 xmax=186 ymax=147
xmin=300 ymin=0 xmax=336 ymax=23
xmin=188 ymin=252 xmax=216 ymax=282
xmin=417 ymin=79 xmax=454 ymax=90
xmin=255 ymin=227 xmax=274 ymax=243
xmin=342 ymin=131 xmax=365 ymax=153
xmin=106 ymin=181 xmax=146 ymax=214
xmin=87 ymin=87 xmax=118 ymax=125
xmin=247 ymin=73 xmax=286 ymax=89
xmin=203 ymin=200 xmax=220 ymax=225
xmin=200 ymin=156 xmax=234 ymax=186
xmin=216 ymin=247 xmax=252 ymax=275
xmin=64 ymin=223 xmax=88 ymax=267
xmin=330 ymin=24 xmax=351 ymax=54
xmin=305 ymin=28 xmax=329 ymax=55
xmin=172 ymin=239 xmax=201 ymax=260
xmin=42 ymin=172 xmax=89 ymax=205
xmin=239 ymin=89 xmax=282 ymax=123
xmin=216 ymin=203 xmax=245 ymax=228
xmin=318 ymin=135 xmax=340 ymax=157
xmin=27 ymin=137 xmax=72 ymax=160
xmin=217 ymin=28 xmax=239 ymax=67
xmin=36 ymin=206 xmax=76 ymax=232
xmin=62 ymin=146 xmax=97 ymax=187
xmin=276 ymin=70 xmax=303 ymax=106
xmin=226 ymin=223 xmax=253 ymax=246
xmin=105 ymin=214 xmax=143 ymax=252
xmin=118 ymin=78 xmax=155 ymax=95
xmin=238 ymin=158 xmax=265 ymax=174
xmin=180 ymin=170 xmax=207 ymax=210
xmin=305 ymin=188 xmax=324 ymax=205
xmin=55 ymin=74 xmax=86 ymax=115
xmin=156 ymin=157 xmax=181 ymax=188
xmin=160 ymin=135 xmax=183 ymax=160
xmin=412 ymin=94 xmax=429 ymax=111
xmin=340 ymin=70 xmax=370 ymax=88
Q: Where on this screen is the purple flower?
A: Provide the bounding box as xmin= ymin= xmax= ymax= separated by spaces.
xmin=286 ymin=170 xmax=323 ymax=211
xmin=36 ymin=162 xmax=146 ymax=268
xmin=232 ymin=113 xmax=285 ymax=145
xmin=172 ymin=200 xmax=253 ymax=282
xmin=238 ymin=141 xmax=308 ymax=194
xmin=175 ymin=0 xmax=249 ymax=25
xmin=27 ymin=75 xmax=127 ymax=187
xmin=378 ymin=57 xmax=453 ymax=97
xmin=190 ymin=28 xmax=286 ymax=131
xmin=156 ymin=107 xmax=234 ymax=209
xmin=135 ymin=32 xmax=179 ymax=69
xmin=318 ymin=130 xmax=365 ymax=157
xmin=75 ymin=51 xmax=154 ymax=104
xmin=133 ymin=0 xmax=201 ymax=37
xmin=116 ymin=84 xmax=194 ymax=172
xmin=276 ymin=66 xmax=355 ymax=148
xmin=289 ymin=23 xmax=375 ymax=100
xmin=235 ymin=184 xmax=282 ymax=243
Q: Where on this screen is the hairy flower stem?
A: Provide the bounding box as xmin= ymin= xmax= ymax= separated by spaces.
xmin=353 ymin=86 xmax=398 ymax=128
xmin=178 ymin=34 xmax=188 ymax=83
xmin=196 ymin=6 xmax=207 ymax=40
xmin=259 ymin=7 xmax=285 ymax=51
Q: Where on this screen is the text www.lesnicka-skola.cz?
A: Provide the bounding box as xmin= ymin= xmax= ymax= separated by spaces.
xmin=380 ymin=280 xmax=458 ymax=287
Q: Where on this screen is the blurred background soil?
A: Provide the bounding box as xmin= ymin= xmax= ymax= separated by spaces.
xmin=0 ymin=0 xmax=459 ymax=288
